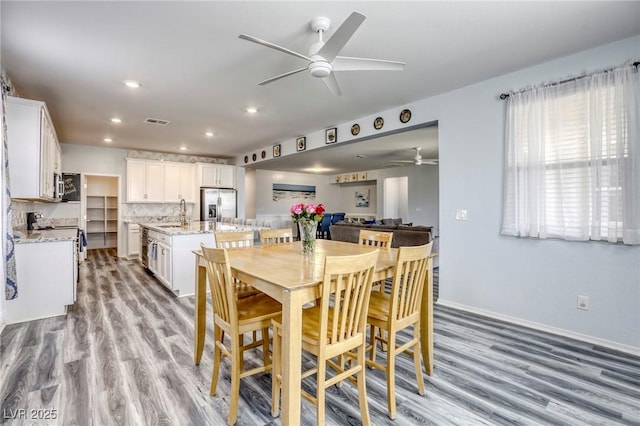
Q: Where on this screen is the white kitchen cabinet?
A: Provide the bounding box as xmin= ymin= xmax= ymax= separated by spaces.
xmin=164 ymin=162 xmax=196 ymax=202
xmin=157 ymin=241 xmax=172 ymax=287
xmin=140 ymin=225 xmax=213 ymax=296
xmin=198 ymin=163 xmax=236 ymax=188
xmin=5 ymin=240 xmax=75 ymax=323
xmin=147 ymin=229 xmax=173 ymax=290
xmin=127 ymin=223 xmax=140 ymax=258
xmin=6 ymin=96 xmax=62 ymax=200
xmin=126 ymin=159 xmax=164 ymax=202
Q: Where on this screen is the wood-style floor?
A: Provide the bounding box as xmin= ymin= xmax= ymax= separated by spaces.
xmin=1 ymin=249 xmax=638 ymax=425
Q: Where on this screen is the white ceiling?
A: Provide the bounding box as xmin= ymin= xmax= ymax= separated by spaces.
xmin=2 ymin=1 xmax=639 ymax=174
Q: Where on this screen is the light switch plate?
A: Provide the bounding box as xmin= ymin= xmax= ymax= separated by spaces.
xmin=456 ymin=209 xmax=468 ymax=221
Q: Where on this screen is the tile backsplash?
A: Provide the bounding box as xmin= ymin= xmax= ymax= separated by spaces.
xmin=11 ymin=200 xmax=196 ymax=228
xmin=121 ymin=203 xmax=195 ymax=221
xmin=11 ymin=201 xmax=34 ymax=227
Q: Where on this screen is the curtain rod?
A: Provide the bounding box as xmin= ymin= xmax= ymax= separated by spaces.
xmin=499 ymin=61 xmax=640 ymax=100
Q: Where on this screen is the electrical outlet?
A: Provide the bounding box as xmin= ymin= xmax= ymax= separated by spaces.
xmin=456 ymin=209 xmax=468 ymax=221
xmin=577 ymin=295 xmax=589 ymax=310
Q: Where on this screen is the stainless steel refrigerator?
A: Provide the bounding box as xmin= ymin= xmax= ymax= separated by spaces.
xmin=200 ymin=187 xmax=237 ymax=222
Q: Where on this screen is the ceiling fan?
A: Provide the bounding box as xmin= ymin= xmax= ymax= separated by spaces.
xmin=238 ymin=11 xmax=405 ymax=95
xmin=391 ymin=147 xmax=439 ymax=166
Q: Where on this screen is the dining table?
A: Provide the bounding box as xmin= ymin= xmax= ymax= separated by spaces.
xmin=192 ymin=239 xmax=435 ymax=426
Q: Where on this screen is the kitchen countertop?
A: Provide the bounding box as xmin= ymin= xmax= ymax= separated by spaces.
xmin=13 ymin=228 xmax=78 ymax=244
xmin=138 ymin=221 xmax=268 ymax=236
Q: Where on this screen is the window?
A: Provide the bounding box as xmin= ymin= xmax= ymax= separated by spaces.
xmin=501 ymin=64 xmax=639 ymax=245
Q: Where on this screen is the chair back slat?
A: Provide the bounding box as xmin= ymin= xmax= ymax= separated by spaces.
xmin=390 ymin=242 xmax=433 ymax=323
xmin=359 ymin=229 xmax=393 ymax=248
xmin=320 ymin=250 xmax=379 ymax=347
xmin=200 ymin=245 xmax=236 ymax=326
xmin=215 ymin=230 xmax=254 ymax=249
xmin=259 ymin=228 xmax=294 ymax=245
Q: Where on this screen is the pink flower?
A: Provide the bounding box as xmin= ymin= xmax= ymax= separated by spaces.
xmin=290 ymin=203 xmax=303 ymax=215
xmin=305 ymin=203 xmax=316 ymax=214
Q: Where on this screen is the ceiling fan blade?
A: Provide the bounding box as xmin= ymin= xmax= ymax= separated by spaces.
xmin=332 ymin=56 xmax=406 ymax=71
xmin=322 ymin=73 xmax=342 ymax=96
xmin=317 ymin=11 xmax=366 ymax=62
xmin=258 ymin=67 xmax=308 ymax=86
xmin=239 ymin=34 xmax=312 ymax=62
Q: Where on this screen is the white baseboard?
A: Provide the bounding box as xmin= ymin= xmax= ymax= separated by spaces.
xmin=436 ymin=299 xmax=640 ymax=357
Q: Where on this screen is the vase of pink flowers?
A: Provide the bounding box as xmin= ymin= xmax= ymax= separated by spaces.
xmin=290 ymin=202 xmax=325 ymax=255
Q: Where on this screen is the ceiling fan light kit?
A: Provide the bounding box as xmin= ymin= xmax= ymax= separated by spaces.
xmin=308 ymin=61 xmax=332 ymax=78
xmin=238 ymin=11 xmax=405 ymax=95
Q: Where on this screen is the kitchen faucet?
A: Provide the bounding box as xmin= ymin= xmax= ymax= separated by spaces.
xmin=179 ymin=199 xmax=188 ymax=226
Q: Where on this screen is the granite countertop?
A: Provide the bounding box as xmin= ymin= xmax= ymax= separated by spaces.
xmin=139 ymin=221 xmax=267 ymax=236
xmin=13 ymin=228 xmax=78 ymax=244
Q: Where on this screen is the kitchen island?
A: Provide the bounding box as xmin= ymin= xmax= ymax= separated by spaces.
xmin=138 ymin=221 xmax=266 ymax=296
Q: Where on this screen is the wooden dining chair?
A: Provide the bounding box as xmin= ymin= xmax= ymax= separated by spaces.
xmin=271 ymin=250 xmax=380 ymax=426
xmin=214 ymin=230 xmax=255 ymax=249
xmin=200 ymin=244 xmax=282 ymax=426
xmin=359 ymin=228 xmax=393 ymax=248
xmin=365 ymin=242 xmax=433 ymax=420
xmin=259 ymin=228 xmax=294 ymax=245
xmin=360 ymin=229 xmax=393 ymax=293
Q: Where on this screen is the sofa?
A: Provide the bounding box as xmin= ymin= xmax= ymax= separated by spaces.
xmin=329 ymin=222 xmax=433 ymax=248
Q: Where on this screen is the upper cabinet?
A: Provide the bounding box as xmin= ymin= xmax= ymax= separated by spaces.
xmin=163 ymin=162 xmax=196 ymax=202
xmin=126 ymin=159 xmax=164 ymax=202
xmin=6 ymin=96 xmax=62 ymax=201
xmin=126 ymin=159 xmax=196 ymax=203
xmin=197 ymin=163 xmax=235 ymax=188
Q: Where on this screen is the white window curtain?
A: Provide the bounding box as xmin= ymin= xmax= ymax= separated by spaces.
xmin=502 ymin=64 xmax=640 ymax=245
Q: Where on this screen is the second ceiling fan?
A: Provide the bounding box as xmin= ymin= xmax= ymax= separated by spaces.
xmin=238 ymin=11 xmax=405 ymax=95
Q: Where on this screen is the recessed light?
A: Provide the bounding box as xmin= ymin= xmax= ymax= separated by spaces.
xmin=180 ymin=146 xmax=187 ymax=151
xmin=246 ymin=107 xmax=258 ymax=114
xmin=103 ymin=138 xmax=112 ymax=143
xmin=124 ymin=80 xmax=141 ymax=88
xmin=111 ymin=117 xmax=122 ymax=123
xmin=205 ymin=131 xmax=214 ymax=137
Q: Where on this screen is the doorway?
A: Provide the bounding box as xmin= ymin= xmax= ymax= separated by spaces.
xmin=83 ymin=174 xmax=120 ymax=254
xmin=382 ymin=176 xmax=409 ymax=220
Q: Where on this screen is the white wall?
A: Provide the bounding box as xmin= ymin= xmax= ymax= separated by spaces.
xmin=244 ymin=36 xmax=639 ymax=351
xmin=254 ymin=169 xmax=341 ymax=216
xmin=244 ymin=168 xmax=256 ymax=218
xmin=427 ymin=36 xmax=640 ymax=350
xmin=337 ymin=181 xmax=377 ymax=216
xmin=60 ymin=144 xmax=128 ymax=255
xmin=368 ymin=165 xmax=440 ymax=234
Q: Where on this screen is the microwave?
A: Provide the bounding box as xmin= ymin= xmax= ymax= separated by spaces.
xmin=54 ymin=173 xmax=64 ymax=200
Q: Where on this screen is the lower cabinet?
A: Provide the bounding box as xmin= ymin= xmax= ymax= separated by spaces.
xmin=147 ymin=230 xmax=172 ymax=289
xmin=144 ymin=227 xmax=212 ymax=296
xmin=5 ymin=240 xmax=75 ymax=323
xmin=127 ymin=223 xmax=140 ymax=258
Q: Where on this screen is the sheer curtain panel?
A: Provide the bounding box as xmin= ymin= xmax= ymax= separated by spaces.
xmin=502 ymin=64 xmax=640 ymax=244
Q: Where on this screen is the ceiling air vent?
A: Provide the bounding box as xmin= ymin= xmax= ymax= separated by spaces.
xmin=144 ymin=118 xmax=170 ymax=126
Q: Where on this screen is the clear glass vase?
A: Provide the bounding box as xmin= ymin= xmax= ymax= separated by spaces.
xmin=299 ymin=220 xmax=318 ymax=255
